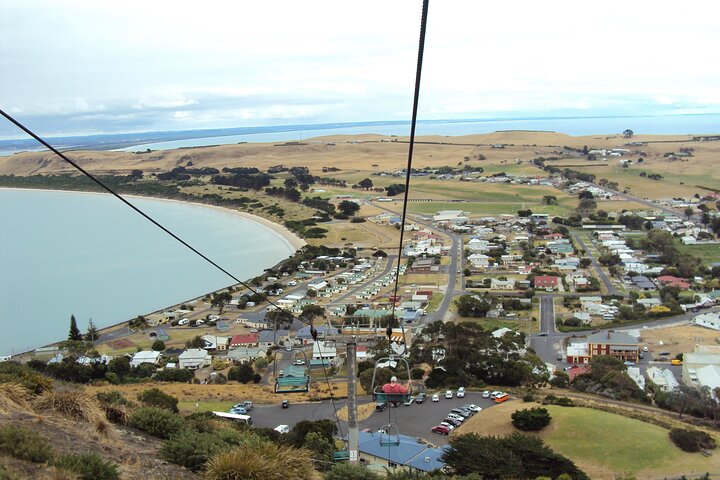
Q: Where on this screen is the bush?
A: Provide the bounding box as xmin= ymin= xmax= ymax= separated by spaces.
xmin=325 ymin=462 xmax=381 ymax=480
xmin=669 ymin=428 xmax=716 ymax=452
xmin=160 ymin=428 xmax=247 ymax=471
xmin=206 ymin=442 xmax=316 ymax=480
xmin=96 ymin=390 xmax=133 ymax=407
xmin=153 ymin=368 xmax=194 ymax=382
xmin=411 ymin=367 xmax=425 ymax=380
xmin=511 ymin=407 xmax=552 ymax=431
xmin=151 ymin=340 xmax=166 ymax=351
xmin=543 ymin=395 xmax=575 ymax=407
xmin=137 ymin=388 xmax=179 ymax=412
xmin=0 ymin=425 xmax=54 ymax=463
xmin=129 ymin=407 xmax=185 ymax=439
xmin=54 ymin=453 xmax=119 ymax=480
xmin=523 ymin=393 xmax=535 ymax=402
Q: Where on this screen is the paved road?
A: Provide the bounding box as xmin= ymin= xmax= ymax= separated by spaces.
xmin=249 ymin=391 xmax=499 ymax=446
xmin=327 ymin=256 xmax=397 ymax=306
xmin=571 ymin=231 xmax=621 ymax=296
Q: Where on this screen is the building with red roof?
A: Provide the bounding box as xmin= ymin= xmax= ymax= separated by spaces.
xmin=230 ymin=333 xmax=259 ymax=348
xmin=657 ymin=275 xmax=691 ymax=290
xmin=533 ymin=276 xmax=560 ymax=289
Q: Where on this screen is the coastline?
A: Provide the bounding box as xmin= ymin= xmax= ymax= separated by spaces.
xmin=1 ymin=186 xmax=305 ymax=358
xmin=0 ymin=186 xmax=306 ymax=251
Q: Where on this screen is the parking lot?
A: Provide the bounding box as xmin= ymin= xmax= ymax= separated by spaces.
xmin=249 ymin=390 xmax=500 ymax=446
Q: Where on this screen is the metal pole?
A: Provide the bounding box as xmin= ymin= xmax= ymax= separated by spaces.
xmin=346 ymin=340 xmax=359 ymax=464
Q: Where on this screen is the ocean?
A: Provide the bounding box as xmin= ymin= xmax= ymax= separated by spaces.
xmin=0 ymin=189 xmax=297 ymax=355
xmin=1 ymin=114 xmax=719 ymax=156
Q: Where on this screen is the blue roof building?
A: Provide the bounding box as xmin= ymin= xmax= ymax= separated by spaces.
xmin=354 ymin=431 xmax=447 ymax=473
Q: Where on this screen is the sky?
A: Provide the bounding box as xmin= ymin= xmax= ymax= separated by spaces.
xmin=2 ymin=0 xmax=720 ymax=138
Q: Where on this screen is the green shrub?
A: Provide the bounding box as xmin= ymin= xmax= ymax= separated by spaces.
xmin=0 ymin=425 xmax=53 ymax=463
xmin=153 ymin=368 xmax=194 ymax=382
xmin=669 ymin=428 xmax=716 ymax=452
xmin=137 ymin=388 xmax=179 ymax=412
xmin=522 ymin=393 xmax=535 ymax=402
xmin=54 ymin=453 xmax=119 ymax=480
xmin=129 ymin=407 xmax=185 ymax=439
xmin=325 ymin=462 xmax=381 ymax=479
xmin=511 ymin=407 xmax=552 ymax=431
xmin=160 ymin=428 xmax=247 ymax=471
xmin=96 ymin=390 xmax=134 ymax=407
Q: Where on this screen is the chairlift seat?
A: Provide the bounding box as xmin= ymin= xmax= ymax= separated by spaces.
xmin=379 ymin=424 xmax=401 ymax=447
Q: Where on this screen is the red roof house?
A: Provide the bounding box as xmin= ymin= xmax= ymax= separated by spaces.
xmin=230 ymin=333 xmax=259 ymax=348
xmin=533 ymin=276 xmax=560 ymax=289
xmin=657 ymin=275 xmax=691 ymax=290
xmin=567 ymin=364 xmax=592 ymax=381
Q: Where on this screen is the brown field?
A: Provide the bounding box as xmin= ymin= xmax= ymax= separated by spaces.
xmin=639 ymin=323 xmax=720 ymax=357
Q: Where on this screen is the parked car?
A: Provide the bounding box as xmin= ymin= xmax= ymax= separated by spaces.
xmin=246 ymin=302 xmax=256 ymax=307
xmin=281 ymin=400 xmax=289 ymax=409
xmin=439 ymin=421 xmax=456 ymax=431
xmin=376 ymin=402 xmax=390 ymax=412
xmin=443 ymin=418 xmax=462 ymax=427
xmin=482 ymin=390 xmax=490 ymax=398
xmin=230 ymin=407 xmax=247 ymax=415
xmin=288 ymin=281 xmax=297 ymax=286
xmin=464 ymin=404 xmax=482 ymax=413
xmin=457 ymin=387 xmax=466 ymax=398
xmin=431 ymin=393 xmax=440 ymax=402
xmin=241 ymin=401 xmax=253 ymax=411
xmin=452 ymin=408 xmax=471 ymax=418
xmin=538 ymin=332 xmax=548 ymax=337
xmin=490 ymin=391 xmax=503 ymax=398
xmin=643 ymin=346 xmax=649 ymax=352
xmin=274 ymin=424 xmax=289 ymax=434
xmin=445 ymin=390 xmax=453 ymax=399
xmin=415 ymin=392 xmax=427 ymax=404
xmin=404 ymin=396 xmax=415 ymax=406
xmin=447 ymin=413 xmax=464 ymax=423
xmin=431 ymin=425 xmax=451 ymax=435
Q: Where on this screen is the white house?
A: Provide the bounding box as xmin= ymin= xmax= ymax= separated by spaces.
xmin=694 ymin=312 xmax=720 ymax=331
xmin=468 ymin=254 xmax=490 ymax=269
xmin=627 ymin=367 xmax=646 ymax=390
xmin=312 ymin=341 xmax=337 ymax=360
xmin=490 ymin=278 xmax=516 ymax=290
xmin=178 ymin=349 xmax=212 ymax=369
xmin=646 ymin=366 xmax=679 ymax=392
xmin=130 ymin=351 xmax=161 ymax=368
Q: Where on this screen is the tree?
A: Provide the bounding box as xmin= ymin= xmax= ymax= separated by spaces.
xmin=107 ymin=356 xmax=131 ymax=378
xmin=358 ymin=178 xmax=373 ymax=190
xmin=511 ymin=407 xmax=552 ymax=431
xmin=211 ymin=291 xmax=233 ymax=314
xmin=228 ymin=363 xmax=254 ymax=383
xmin=151 ymin=340 xmax=166 ymax=351
xmin=303 ymin=431 xmax=334 ymax=468
xmin=684 ymin=207 xmax=695 ymax=220
xmin=385 ymin=184 xmax=406 ymax=196
xmin=372 ymin=249 xmax=387 ymax=258
xmin=68 ymin=314 xmax=82 ymax=341
xmin=338 ymin=200 xmax=361 ymax=216
xmin=623 ymin=129 xmax=634 ymax=138
xmin=85 ymin=318 xmax=99 ymax=342
xmin=542 ymin=195 xmax=558 ymax=205
xmin=186 ymin=335 xmax=205 ymax=349
xmin=284 ymin=178 xmax=298 ymax=189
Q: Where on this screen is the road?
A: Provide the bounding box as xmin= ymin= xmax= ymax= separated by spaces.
xmin=250 ymin=391 xmax=498 ymax=446
xmin=571 ymin=231 xmax=621 ymax=296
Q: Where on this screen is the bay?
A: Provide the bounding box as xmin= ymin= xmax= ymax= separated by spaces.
xmin=0 ymin=189 xmax=297 ymax=355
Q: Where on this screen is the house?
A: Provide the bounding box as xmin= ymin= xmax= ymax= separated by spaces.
xmin=296 ymin=325 xmax=339 ymax=344
xmin=226 ymin=347 xmax=265 ymax=364
xmin=258 ymin=330 xmax=291 ymax=350
xmin=566 ymin=342 xmax=590 ymax=364
xmin=129 ymin=350 xmax=161 ymax=368
xmin=683 ymin=346 xmax=720 ymax=391
xmin=627 ymin=367 xmax=646 ymax=390
xmin=354 ymin=431 xmax=447 ymax=474
xmin=586 ymin=331 xmax=639 ymax=362
xmin=657 ymin=275 xmax=691 ymax=290
xmin=230 ymin=333 xmax=260 ymax=349
xmin=468 ymin=254 xmax=490 ymax=269
xmin=567 ymin=364 xmax=591 ymax=381
xmin=312 ymin=341 xmax=337 ymax=361
xmin=178 ymin=348 xmax=212 ymax=369
xmin=573 ymin=312 xmax=591 ymax=325
xmin=201 ymin=335 xmax=230 ymax=352
xmin=410 ymin=258 xmax=436 ymax=272
xmin=492 ymin=327 xmax=516 ymax=338
xmin=533 ymin=276 xmax=559 ymax=290
xmin=490 ymin=278 xmax=516 ymax=290
xmin=632 ymin=275 xmax=656 ymax=291
xmin=646 ymin=367 xmax=679 ymax=392
xmin=693 ymin=312 xmax=720 ymax=331
xmin=681 ymin=236 xmax=697 ymax=245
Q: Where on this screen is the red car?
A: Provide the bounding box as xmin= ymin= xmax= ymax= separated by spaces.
xmin=431 ymin=425 xmax=451 ymax=435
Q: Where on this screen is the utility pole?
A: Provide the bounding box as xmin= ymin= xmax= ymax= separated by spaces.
xmin=346 ymin=340 xmax=359 ymax=463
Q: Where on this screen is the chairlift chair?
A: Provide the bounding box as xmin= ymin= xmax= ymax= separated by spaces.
xmin=379 ymin=424 xmax=401 ymax=447
xmin=273 ymin=348 xmax=311 ymax=394
xmin=371 ymin=356 xmax=412 ymax=404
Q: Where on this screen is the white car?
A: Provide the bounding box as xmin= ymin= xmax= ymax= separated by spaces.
xmin=457 ymin=387 xmax=465 ymax=398
xmin=274 ymin=424 xmax=289 ymax=434
xmin=490 ymin=391 xmax=503 ymax=399
xmin=482 ymin=390 xmax=490 ymax=398
xmin=445 ymin=390 xmax=453 ymax=399
xmin=245 ymin=301 xmax=256 ymax=307
xmin=447 ymin=413 xmax=464 ymax=423
xmin=288 ymin=281 xmax=297 ymax=286
xmin=439 ymin=421 xmax=455 ymax=431
xmin=431 ymin=394 xmax=440 ymax=402
xmin=465 ymin=404 xmax=482 ymax=412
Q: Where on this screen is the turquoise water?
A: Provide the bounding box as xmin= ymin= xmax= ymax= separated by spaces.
xmin=0 ymin=189 xmax=296 ymax=355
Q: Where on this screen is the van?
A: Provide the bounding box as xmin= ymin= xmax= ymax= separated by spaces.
xmin=274 ymin=424 xmax=289 ymax=434
xmin=494 ymin=393 xmax=510 ymax=404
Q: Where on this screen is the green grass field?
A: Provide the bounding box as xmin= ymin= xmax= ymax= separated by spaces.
xmin=543 ymin=406 xmax=719 ymax=478
xmin=178 ymin=400 xmax=235 ymax=414
xmin=675 ymin=240 xmax=720 ymax=265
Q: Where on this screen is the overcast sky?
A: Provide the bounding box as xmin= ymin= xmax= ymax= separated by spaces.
xmin=2 ymin=0 xmax=720 ymax=138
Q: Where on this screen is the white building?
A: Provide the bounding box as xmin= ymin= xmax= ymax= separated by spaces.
xmin=627 ymin=367 xmax=646 ymax=390
xmin=130 ymin=350 xmax=161 ymax=368
xmin=178 ymin=348 xmax=212 ymax=369
xmin=693 ymin=312 xmax=720 ymax=331
xmin=646 ymin=366 xmax=679 ymax=392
